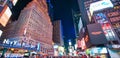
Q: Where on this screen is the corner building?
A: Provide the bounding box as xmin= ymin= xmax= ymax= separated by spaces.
xmin=1 ymin=0 xmax=53 ymax=55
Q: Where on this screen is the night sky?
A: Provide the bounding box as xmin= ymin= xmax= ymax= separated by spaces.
xmin=51 ymin=0 xmax=79 ymax=39
xmin=51 ymin=0 xmax=80 ymax=51
xmin=11 ymin=0 xmax=32 ymax=21
xmin=51 ymin=0 xmax=74 ymax=39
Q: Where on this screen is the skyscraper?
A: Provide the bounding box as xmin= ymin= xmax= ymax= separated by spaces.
xmin=77 ymin=0 xmax=120 ymax=57
xmin=53 ymin=20 xmax=63 ymax=46
xmin=1 ymin=0 xmax=53 ymax=55
xmin=78 ymin=0 xmax=120 ymax=45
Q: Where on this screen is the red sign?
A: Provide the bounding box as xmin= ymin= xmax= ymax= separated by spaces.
xmin=47 ymin=49 xmax=54 ymax=56
xmin=77 ymin=40 xmax=81 ymax=48
xmin=81 ymin=38 xmax=86 ymax=50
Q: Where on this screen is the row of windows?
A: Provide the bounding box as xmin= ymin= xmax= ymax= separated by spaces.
xmin=114 ymin=28 xmax=120 ymax=39
xmin=26 ymin=29 xmax=52 ymax=44
xmin=28 ymin=21 xmax=51 ymax=36
xmin=31 ymin=9 xmax=51 ymax=26
xmin=107 ymin=11 xmax=120 ymax=17
xmin=109 ymin=16 xmax=120 ymax=22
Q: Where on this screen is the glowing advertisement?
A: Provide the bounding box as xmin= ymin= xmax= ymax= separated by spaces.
xmin=0 ymin=6 xmax=12 ymax=26
xmin=94 ymin=13 xmax=108 ymax=24
xmin=0 ymin=30 xmax=3 ymax=37
xmin=81 ymin=38 xmax=86 ymax=50
xmin=91 ymin=47 xmax=107 ymax=54
xmin=12 ymin=0 xmax=18 ymax=6
xmin=108 ymin=49 xmax=120 ymax=58
xmin=87 ymin=23 xmax=107 ymax=45
xmin=90 ymin=0 xmax=113 ymax=15
xmin=77 ymin=40 xmax=81 ymax=48
xmin=78 ymin=17 xmax=83 ymax=32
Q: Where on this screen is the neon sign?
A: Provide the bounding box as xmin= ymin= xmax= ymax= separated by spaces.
xmin=90 ymin=0 xmax=113 ymax=15
xmin=91 ymin=31 xmax=102 ymax=35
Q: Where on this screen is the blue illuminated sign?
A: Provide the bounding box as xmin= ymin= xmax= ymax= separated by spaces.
xmin=90 ymin=0 xmax=113 ymax=15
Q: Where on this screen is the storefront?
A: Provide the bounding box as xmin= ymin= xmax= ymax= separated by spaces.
xmin=53 ymin=45 xmax=65 ymax=56
xmin=107 ymin=44 xmax=120 ymax=58
xmin=86 ymin=47 xmax=108 ymax=58
xmin=108 ymin=49 xmax=120 ymax=58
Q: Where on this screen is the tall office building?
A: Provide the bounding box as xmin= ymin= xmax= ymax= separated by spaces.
xmin=1 ymin=0 xmax=53 ymax=55
xmin=77 ymin=0 xmax=120 ymax=57
xmin=53 ymin=20 xmax=63 ymax=46
xmin=77 ymin=0 xmax=90 ymax=26
xmin=89 ymin=0 xmax=120 ymax=44
xmin=105 ymin=0 xmax=120 ymax=41
xmin=78 ymin=0 xmax=120 ymax=45
xmin=0 ymin=0 xmax=31 ymax=39
xmin=53 ymin=20 xmax=64 ymax=56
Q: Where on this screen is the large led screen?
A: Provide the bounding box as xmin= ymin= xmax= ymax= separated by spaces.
xmin=87 ymin=23 xmax=108 ymax=45
xmin=0 ymin=6 xmax=12 ymax=26
xmin=90 ymin=0 xmax=113 ymax=15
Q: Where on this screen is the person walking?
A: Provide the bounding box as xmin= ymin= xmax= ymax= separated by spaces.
xmin=96 ymin=55 xmax=100 ymax=58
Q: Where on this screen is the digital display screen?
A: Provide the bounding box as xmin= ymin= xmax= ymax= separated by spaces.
xmin=24 ymin=52 xmax=30 ymax=56
xmin=90 ymin=0 xmax=113 ymax=15
xmin=0 ymin=6 xmax=12 ymax=26
xmin=91 ymin=47 xmax=107 ymax=53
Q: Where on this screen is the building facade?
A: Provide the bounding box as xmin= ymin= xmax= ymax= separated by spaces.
xmin=78 ymin=0 xmax=120 ymax=46
xmin=1 ymin=0 xmax=53 ymax=55
xmin=53 ymin=20 xmax=63 ymax=46
xmin=77 ymin=0 xmax=120 ymax=57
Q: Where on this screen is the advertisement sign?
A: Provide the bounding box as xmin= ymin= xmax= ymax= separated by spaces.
xmin=108 ymin=49 xmax=120 ymax=58
xmin=78 ymin=17 xmax=83 ymax=32
xmin=0 ymin=6 xmax=12 ymax=26
xmin=3 ymin=39 xmax=22 ymax=48
xmin=0 ymin=30 xmax=3 ymax=37
xmin=2 ymin=38 xmax=39 ymax=51
xmin=89 ymin=0 xmax=113 ymax=15
xmin=48 ymin=49 xmax=54 ymax=56
xmin=77 ymin=40 xmax=81 ymax=48
xmin=81 ymin=38 xmax=86 ymax=50
xmin=87 ymin=23 xmax=107 ymax=45
xmin=91 ymin=47 xmax=107 ymax=54
xmin=12 ymin=0 xmax=18 ymax=6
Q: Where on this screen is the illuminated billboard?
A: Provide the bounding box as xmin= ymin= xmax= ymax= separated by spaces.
xmin=87 ymin=23 xmax=108 ymax=45
xmin=0 ymin=6 xmax=12 ymax=26
xmin=78 ymin=17 xmax=83 ymax=32
xmin=90 ymin=0 xmax=113 ymax=15
xmin=12 ymin=0 xmax=18 ymax=6
xmin=91 ymin=47 xmax=107 ymax=54
xmin=0 ymin=30 xmax=3 ymax=37
xmin=81 ymin=38 xmax=86 ymax=50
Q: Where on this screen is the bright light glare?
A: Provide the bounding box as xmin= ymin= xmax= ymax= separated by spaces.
xmin=90 ymin=0 xmax=113 ymax=15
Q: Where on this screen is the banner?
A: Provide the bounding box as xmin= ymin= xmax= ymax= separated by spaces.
xmin=87 ymin=23 xmax=107 ymax=45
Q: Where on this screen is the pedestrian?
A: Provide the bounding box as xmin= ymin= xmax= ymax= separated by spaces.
xmin=96 ymin=55 xmax=100 ymax=58
xmin=83 ymin=55 xmax=87 ymax=58
xmin=81 ymin=55 xmax=84 ymax=58
xmin=90 ymin=56 xmax=94 ymax=58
